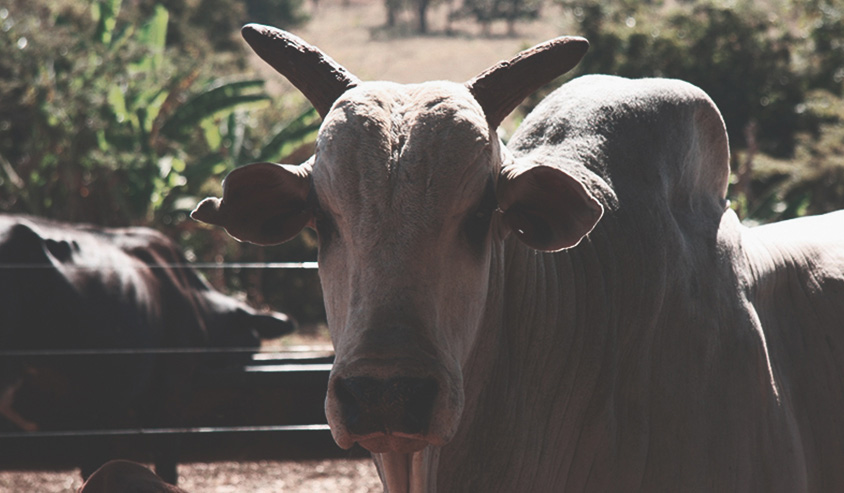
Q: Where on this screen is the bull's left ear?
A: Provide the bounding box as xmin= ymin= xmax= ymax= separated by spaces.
xmin=191 ymin=162 xmax=312 ymax=245
xmin=497 ymin=164 xmax=603 ymax=251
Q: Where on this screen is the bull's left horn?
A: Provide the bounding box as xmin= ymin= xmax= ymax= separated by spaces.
xmin=242 ymin=24 xmax=360 ymax=119
xmin=466 ymin=36 xmax=588 ymax=129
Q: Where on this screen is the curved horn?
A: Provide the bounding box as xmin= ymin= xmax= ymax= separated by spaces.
xmin=242 ymin=24 xmax=361 ymax=118
xmin=466 ymin=36 xmax=588 ymax=129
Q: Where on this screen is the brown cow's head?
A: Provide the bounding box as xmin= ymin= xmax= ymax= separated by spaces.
xmin=193 ymin=24 xmax=601 ymax=481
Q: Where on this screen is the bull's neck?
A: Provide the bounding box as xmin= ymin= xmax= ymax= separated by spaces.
xmin=437 ymin=202 xmax=789 ymax=491
xmin=436 ymin=203 xmax=675 ymax=491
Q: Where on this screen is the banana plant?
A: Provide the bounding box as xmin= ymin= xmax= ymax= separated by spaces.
xmin=90 ymin=0 xmax=319 ymax=220
xmin=167 ymin=105 xmax=322 ymax=216
xmin=0 ymin=1 xmax=319 ymax=224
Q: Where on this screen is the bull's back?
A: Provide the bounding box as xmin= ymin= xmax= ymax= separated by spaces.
xmin=746 ymin=210 xmax=844 ymax=490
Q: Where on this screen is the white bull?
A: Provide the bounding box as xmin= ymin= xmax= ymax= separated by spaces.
xmin=193 ymin=25 xmax=844 ymax=492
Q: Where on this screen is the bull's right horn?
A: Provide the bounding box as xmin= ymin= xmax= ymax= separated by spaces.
xmin=241 ymin=24 xmax=360 ymax=119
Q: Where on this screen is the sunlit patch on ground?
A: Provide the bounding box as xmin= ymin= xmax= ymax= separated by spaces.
xmin=0 ymin=458 xmax=381 ymax=492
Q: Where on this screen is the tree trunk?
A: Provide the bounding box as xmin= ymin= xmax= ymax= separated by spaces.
xmin=386 ymin=0 xmax=398 ymax=27
xmin=417 ymin=0 xmax=429 ymax=33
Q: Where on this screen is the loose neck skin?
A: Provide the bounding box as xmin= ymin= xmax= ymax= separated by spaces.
xmin=429 ymin=204 xmax=798 ymax=491
xmin=434 ymin=213 xmax=634 ymax=492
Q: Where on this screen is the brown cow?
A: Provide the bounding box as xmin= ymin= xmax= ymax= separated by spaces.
xmin=0 ymin=214 xmax=295 ymax=484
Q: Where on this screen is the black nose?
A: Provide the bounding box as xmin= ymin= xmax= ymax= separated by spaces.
xmin=335 ymin=376 xmax=439 ymax=437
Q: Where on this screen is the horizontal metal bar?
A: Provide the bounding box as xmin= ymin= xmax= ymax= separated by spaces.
xmin=243 ymin=363 xmax=333 ymax=373
xmin=0 ymin=261 xmax=318 ymax=270
xmin=0 ymin=424 xmax=331 ymax=440
xmin=252 ymin=346 xmax=333 ymax=358
xmin=0 ymin=346 xmax=334 ymax=357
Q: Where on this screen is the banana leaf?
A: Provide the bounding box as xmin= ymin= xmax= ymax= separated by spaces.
xmin=257 ymin=107 xmax=321 ymax=163
xmin=159 ymin=79 xmax=271 ymax=142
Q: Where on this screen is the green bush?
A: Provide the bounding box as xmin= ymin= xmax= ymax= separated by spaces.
xmin=0 ymin=0 xmax=318 ymax=225
xmin=452 ymin=0 xmax=542 ymax=35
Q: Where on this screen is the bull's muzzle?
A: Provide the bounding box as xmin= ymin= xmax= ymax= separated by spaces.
xmin=326 ymin=357 xmax=461 ymax=454
xmin=335 ymin=376 xmax=439 ymax=452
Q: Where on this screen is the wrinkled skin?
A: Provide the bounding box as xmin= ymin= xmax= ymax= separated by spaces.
xmin=194 ymin=28 xmax=844 ymax=493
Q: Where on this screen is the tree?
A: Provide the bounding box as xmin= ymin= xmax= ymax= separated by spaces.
xmin=152 ymin=0 xmax=308 ymax=53
xmin=380 ymin=0 xmax=433 ymax=34
xmin=417 ymin=0 xmax=431 ymax=33
xmin=453 ymin=0 xmax=542 ymax=35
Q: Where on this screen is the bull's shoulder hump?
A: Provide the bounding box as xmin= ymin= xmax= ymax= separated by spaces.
xmin=526 ymin=75 xmax=726 ymax=142
xmin=547 ymin=74 xmax=718 ymax=109
xmin=512 ymin=75 xmax=730 ymax=215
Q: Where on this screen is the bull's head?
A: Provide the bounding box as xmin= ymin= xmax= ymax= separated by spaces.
xmin=193 ymin=25 xmax=601 ymax=489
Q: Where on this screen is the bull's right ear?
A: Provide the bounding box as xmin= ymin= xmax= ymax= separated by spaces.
xmin=191 ymin=162 xmax=312 ymax=245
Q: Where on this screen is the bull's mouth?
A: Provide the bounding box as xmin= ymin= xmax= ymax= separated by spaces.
xmin=332 ymin=424 xmax=447 ymax=454
xmin=356 ymin=432 xmax=433 ymax=454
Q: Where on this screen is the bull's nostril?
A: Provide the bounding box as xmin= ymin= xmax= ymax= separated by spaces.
xmin=395 ymin=377 xmax=438 ymax=432
xmin=335 ymin=376 xmax=439 ymax=436
xmin=334 ymin=377 xmax=370 ymax=429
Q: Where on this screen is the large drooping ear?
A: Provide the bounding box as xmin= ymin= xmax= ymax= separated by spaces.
xmin=191 ymin=162 xmax=312 ymax=245
xmin=241 ymin=24 xmax=360 ymax=118
xmin=497 ymin=164 xmax=603 ymax=251
xmin=466 ymin=36 xmax=588 ymax=129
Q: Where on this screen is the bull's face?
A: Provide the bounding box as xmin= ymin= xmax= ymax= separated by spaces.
xmin=192 ymin=25 xmax=602 ymax=458
xmin=314 ymin=83 xmax=500 ymax=452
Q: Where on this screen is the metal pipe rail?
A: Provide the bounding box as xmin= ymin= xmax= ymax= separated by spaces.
xmin=0 ymin=260 xmax=345 ymax=467
xmin=0 ymin=355 xmax=348 ymax=468
xmin=0 ymin=346 xmax=334 ymax=357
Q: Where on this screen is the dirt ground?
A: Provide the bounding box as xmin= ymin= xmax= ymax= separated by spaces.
xmin=290 ymin=0 xmax=568 ymax=83
xmin=0 ymin=458 xmax=382 ymax=492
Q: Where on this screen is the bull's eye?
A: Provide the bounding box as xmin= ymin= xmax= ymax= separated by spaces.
xmin=463 ymin=206 xmax=493 ymax=247
xmin=463 ymin=179 xmax=498 ymax=248
xmin=314 ymin=208 xmax=338 ymax=244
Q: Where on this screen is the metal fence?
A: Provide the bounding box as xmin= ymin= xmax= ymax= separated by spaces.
xmin=0 ymin=260 xmax=358 ymax=470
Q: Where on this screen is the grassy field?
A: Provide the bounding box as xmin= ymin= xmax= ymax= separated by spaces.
xmin=252 ymin=0 xmax=575 ymax=89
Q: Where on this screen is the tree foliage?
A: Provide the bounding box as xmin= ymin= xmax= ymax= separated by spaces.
xmin=0 ymin=0 xmax=318 ymax=226
xmin=452 ymin=0 xmax=541 ymax=35
xmin=153 ymin=0 xmax=308 ymax=52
